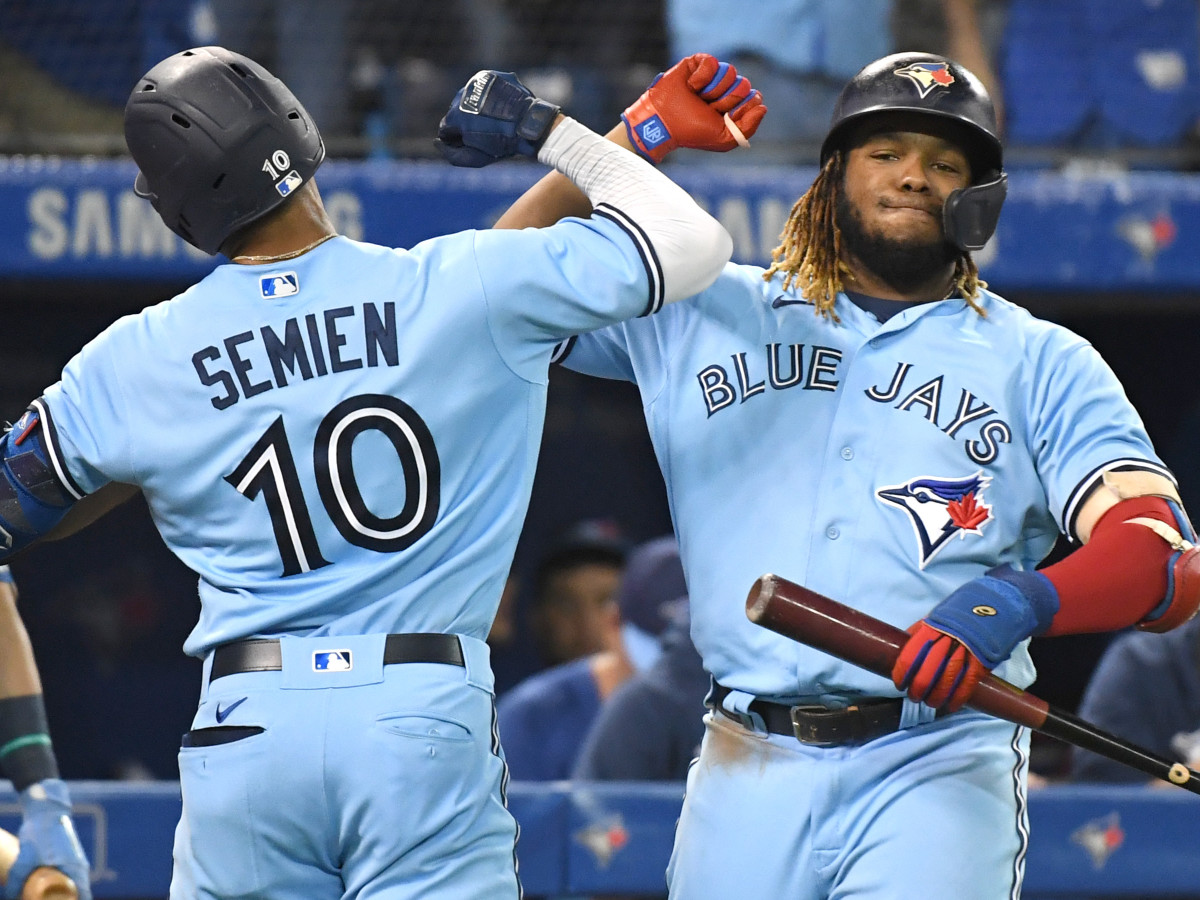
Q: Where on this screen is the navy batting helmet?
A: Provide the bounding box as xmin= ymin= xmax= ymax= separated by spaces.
xmin=821 ymin=52 xmax=1006 ymax=252
xmin=124 ymin=46 xmax=326 ymax=256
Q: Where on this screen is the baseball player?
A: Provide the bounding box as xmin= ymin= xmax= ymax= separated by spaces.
xmin=0 ymin=568 xmax=90 ymax=900
xmin=0 ymin=46 xmax=751 ymax=899
xmin=497 ymin=52 xmax=1200 ymax=898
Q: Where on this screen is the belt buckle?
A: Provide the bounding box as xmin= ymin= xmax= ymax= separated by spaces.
xmin=789 ymin=704 xmax=847 ymax=747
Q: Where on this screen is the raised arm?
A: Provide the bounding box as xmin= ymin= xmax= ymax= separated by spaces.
xmin=493 ymin=54 xmax=767 ymax=232
xmin=436 ymin=66 xmax=745 ymax=303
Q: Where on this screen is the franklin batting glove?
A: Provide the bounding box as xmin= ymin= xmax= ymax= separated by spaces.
xmin=893 ymin=565 xmax=1058 ymax=712
xmin=7 ymin=779 xmax=91 ymax=900
xmin=622 ymin=53 xmax=767 ymax=163
xmin=435 ymin=70 xmax=561 ymax=168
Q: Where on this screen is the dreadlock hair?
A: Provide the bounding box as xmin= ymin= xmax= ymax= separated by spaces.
xmin=762 ymin=150 xmax=988 ymax=321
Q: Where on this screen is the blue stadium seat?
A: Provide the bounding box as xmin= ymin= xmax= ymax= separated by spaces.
xmin=1002 ymin=0 xmax=1200 ymax=150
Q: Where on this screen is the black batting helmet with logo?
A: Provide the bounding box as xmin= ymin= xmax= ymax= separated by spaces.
xmin=821 ymin=52 xmax=1006 ymax=252
xmin=124 ymin=46 xmax=326 ymax=256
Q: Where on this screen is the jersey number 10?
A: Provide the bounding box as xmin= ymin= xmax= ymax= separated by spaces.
xmin=225 ymin=394 xmax=441 ymax=576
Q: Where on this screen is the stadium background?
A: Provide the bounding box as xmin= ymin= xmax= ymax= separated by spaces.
xmin=2 ymin=0 xmax=1200 ymax=895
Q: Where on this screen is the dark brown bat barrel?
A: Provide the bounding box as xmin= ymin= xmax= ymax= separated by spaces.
xmin=746 ymin=573 xmax=1200 ymax=794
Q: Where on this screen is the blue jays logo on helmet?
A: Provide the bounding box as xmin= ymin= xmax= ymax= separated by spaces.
xmin=877 ymin=472 xmax=992 ymax=568
xmin=894 ymin=61 xmax=956 ymax=98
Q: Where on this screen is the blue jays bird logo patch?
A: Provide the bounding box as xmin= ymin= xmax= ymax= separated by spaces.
xmin=894 ymin=61 xmax=956 ymax=98
xmin=877 ymin=472 xmax=992 ymax=568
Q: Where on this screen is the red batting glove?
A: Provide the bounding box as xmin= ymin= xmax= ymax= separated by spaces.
xmin=622 ymin=53 xmax=768 ymax=163
xmin=891 ymin=622 xmax=988 ymax=713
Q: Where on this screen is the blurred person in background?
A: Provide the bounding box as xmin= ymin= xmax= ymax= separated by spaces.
xmin=498 ymin=534 xmax=686 ymax=781
xmin=204 ymin=0 xmax=354 ymax=136
xmin=0 ymin=0 xmax=197 ymax=152
xmin=665 ymin=0 xmax=892 ymax=162
xmin=893 ymin=0 xmax=1005 ymax=129
xmin=348 ymin=0 xmax=512 ymax=150
xmin=666 ymin=0 xmax=1001 ymax=163
xmin=500 ymin=0 xmax=667 ymax=131
xmin=526 ymin=520 xmax=630 ymax=672
xmin=570 ymin=603 xmax=704 ymax=900
xmin=0 ymin=567 xmax=92 ymax=899
xmin=1070 ymin=615 xmax=1200 ymax=784
xmin=573 ymin=600 xmax=706 ymax=784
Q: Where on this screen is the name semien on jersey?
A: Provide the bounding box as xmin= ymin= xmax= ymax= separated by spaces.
xmin=192 ymin=301 xmax=399 ymax=410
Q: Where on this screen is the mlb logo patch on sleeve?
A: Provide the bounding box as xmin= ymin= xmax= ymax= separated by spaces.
xmin=313 ymin=650 xmax=352 ymax=671
xmin=260 ymin=272 xmax=299 ymax=298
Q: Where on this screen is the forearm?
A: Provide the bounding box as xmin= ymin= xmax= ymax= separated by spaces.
xmin=0 ymin=578 xmax=39 ymax=699
xmin=940 ymin=0 xmax=1004 ymax=125
xmin=0 ymin=575 xmax=61 ymax=792
xmin=535 ymin=117 xmax=731 ymax=304
xmin=495 ymin=123 xmax=631 ymax=230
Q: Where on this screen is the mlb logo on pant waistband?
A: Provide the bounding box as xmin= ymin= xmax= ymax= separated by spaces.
xmin=313 ymin=650 xmax=352 ymax=671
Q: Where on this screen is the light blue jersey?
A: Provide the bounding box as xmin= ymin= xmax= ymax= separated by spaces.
xmin=561 ymin=263 xmax=1171 ymax=700
xmin=38 ymin=223 xmax=656 ymax=659
xmin=563 ymin=263 xmax=1169 ymax=900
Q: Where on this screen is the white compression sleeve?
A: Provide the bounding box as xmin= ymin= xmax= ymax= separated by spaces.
xmin=537 ymin=117 xmax=732 ymax=305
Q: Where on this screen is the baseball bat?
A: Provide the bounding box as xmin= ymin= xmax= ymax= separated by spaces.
xmin=0 ymin=828 xmax=79 ymax=900
xmin=746 ymin=573 xmax=1200 ymax=794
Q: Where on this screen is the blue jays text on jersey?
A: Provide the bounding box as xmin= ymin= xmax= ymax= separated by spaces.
xmin=696 ymin=345 xmax=1012 ymax=465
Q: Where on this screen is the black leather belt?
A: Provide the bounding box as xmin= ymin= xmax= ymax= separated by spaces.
xmin=711 ymin=681 xmax=937 ymax=747
xmin=209 ymin=634 xmax=465 ymax=682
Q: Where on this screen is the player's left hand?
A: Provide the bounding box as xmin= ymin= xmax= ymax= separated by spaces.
xmin=7 ymin=779 xmax=90 ymax=900
xmin=622 ymin=53 xmax=767 ymax=163
xmin=435 ymin=70 xmax=562 ymax=168
xmin=892 ymin=565 xmax=1059 ymax=711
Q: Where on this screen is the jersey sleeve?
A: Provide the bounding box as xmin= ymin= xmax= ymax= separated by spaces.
xmin=467 ymin=214 xmax=660 ymax=375
xmin=1028 ymin=332 xmax=1173 ymax=540
xmin=37 ymin=318 xmax=139 ymax=494
xmin=553 ymin=324 xmax=637 ymax=383
xmin=553 ymin=283 xmax=706 ymax=396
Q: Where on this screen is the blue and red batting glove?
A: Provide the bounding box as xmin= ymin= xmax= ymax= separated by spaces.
xmin=892 ymin=565 xmax=1058 ymax=712
xmin=622 ymin=53 xmax=767 ymax=164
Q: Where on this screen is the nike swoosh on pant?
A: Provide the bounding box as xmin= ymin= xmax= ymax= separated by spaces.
xmin=215 ymin=697 xmax=248 ymax=723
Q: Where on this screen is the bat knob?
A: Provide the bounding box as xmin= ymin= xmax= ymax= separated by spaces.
xmin=745 ymin=574 xmax=777 ymax=623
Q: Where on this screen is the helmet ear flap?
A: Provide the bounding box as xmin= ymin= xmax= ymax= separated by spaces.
xmin=942 ymin=172 xmax=1007 ymax=252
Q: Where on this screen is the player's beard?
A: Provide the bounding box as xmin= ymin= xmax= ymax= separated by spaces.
xmin=835 ymin=192 xmax=958 ymax=296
